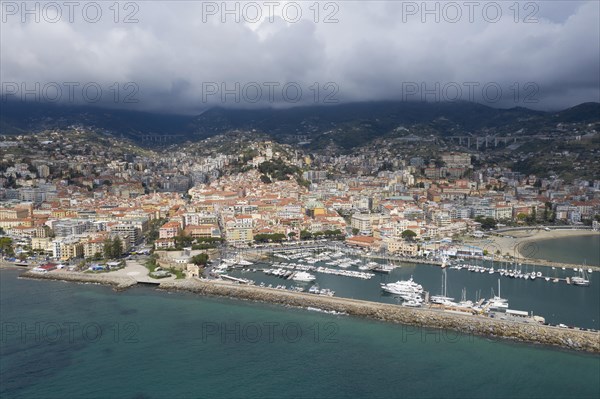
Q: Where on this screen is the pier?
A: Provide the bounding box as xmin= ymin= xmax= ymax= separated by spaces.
xmin=158 ymin=278 xmax=600 ymax=354
xmin=16 ymin=267 xmax=600 ymax=353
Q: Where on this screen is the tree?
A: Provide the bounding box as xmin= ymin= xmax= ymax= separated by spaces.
xmin=475 ymin=216 xmax=497 ymax=230
xmin=103 ymin=238 xmax=114 ymax=259
xmin=190 ymin=253 xmax=209 ymax=266
xmin=0 ymin=237 xmax=13 ymax=256
xmin=401 ymin=229 xmax=417 ymax=241
xmin=300 ymin=230 xmax=312 ymax=240
xmin=174 ymin=233 xmax=193 ymax=249
xmin=112 ymin=236 xmax=123 ymax=257
xmin=287 ymin=232 xmax=297 ymax=240
xmin=351 ymin=228 xmax=359 ymax=235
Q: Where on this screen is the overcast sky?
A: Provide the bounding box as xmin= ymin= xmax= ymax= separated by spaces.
xmin=1 ymin=1 xmax=598 ymax=113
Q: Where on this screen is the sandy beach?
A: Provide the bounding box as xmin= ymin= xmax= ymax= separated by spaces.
xmin=463 ymin=229 xmax=600 ymax=269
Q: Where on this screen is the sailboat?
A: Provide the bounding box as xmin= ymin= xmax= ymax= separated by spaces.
xmin=457 ymin=287 xmax=474 ymax=308
xmin=430 ymin=269 xmax=455 ymax=305
xmin=488 ymin=279 xmax=509 ymax=311
xmin=572 ymin=263 xmax=591 ymax=287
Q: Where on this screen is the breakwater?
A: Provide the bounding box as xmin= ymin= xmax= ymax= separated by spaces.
xmin=20 ymin=270 xmax=137 ymax=290
xmin=19 ymin=271 xmax=600 ymax=353
xmin=158 ymin=279 xmax=600 ymax=353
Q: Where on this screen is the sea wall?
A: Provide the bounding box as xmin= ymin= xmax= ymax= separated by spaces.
xmin=20 ymin=271 xmax=136 ymax=290
xmin=159 ymin=279 xmax=600 ymax=353
xmin=19 ymin=271 xmax=600 ymax=353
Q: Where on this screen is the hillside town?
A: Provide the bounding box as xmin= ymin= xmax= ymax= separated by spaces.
xmin=1 ymin=130 xmax=600 ymax=272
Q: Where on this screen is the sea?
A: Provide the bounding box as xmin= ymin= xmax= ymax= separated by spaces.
xmin=527 ymin=235 xmax=600 ymax=266
xmin=1 ymin=237 xmax=600 ymax=398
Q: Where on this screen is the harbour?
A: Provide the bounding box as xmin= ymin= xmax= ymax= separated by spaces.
xmin=219 ymin=246 xmax=599 ymax=330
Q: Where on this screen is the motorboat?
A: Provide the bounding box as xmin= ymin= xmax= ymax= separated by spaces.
xmin=292 ymin=271 xmax=317 ymax=282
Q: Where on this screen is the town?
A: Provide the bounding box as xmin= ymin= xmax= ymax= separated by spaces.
xmin=1 ymin=128 xmax=599 ymax=277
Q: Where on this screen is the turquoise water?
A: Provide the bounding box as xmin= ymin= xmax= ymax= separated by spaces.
xmin=231 ymin=260 xmax=600 ymax=329
xmin=527 ymin=235 xmax=600 ymax=266
xmin=1 ymin=269 xmax=599 ymax=399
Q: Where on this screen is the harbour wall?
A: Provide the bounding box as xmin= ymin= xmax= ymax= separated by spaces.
xmin=18 ymin=271 xmax=600 ymax=353
xmin=20 ymin=270 xmax=137 ymax=290
xmin=160 ymin=279 xmax=600 ymax=353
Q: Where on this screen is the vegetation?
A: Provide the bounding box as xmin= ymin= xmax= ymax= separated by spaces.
xmin=0 ymin=237 xmax=14 ymax=256
xmin=146 ymin=217 xmax=168 ymax=243
xmin=174 ymin=233 xmax=193 ymax=249
xmin=145 ymin=254 xmax=159 ymax=273
xmin=401 ymin=229 xmax=417 ymax=241
xmin=190 ymin=253 xmax=209 ymax=266
xmin=475 ymin=216 xmax=497 ymax=230
xmin=191 ymin=237 xmax=223 ymax=250
xmin=254 ymin=233 xmax=286 ymax=243
xmin=300 ymin=230 xmax=313 ymax=240
xmin=103 ymin=236 xmax=123 ymax=259
xmin=258 ymin=158 xmax=300 ymax=182
xmin=299 ymin=229 xmax=343 ymax=240
xmin=167 ymin=267 xmax=186 ymax=279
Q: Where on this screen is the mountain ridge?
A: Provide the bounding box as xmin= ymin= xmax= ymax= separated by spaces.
xmin=1 ymin=100 xmax=598 ymax=150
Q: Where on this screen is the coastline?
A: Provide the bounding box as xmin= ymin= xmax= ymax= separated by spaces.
xmin=464 ymin=229 xmax=600 ymax=269
xmin=18 ymin=270 xmax=600 ymax=354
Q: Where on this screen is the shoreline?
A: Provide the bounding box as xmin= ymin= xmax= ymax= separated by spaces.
xmin=464 ymin=230 xmax=600 ymax=270
xmin=17 ymin=270 xmax=600 ymax=354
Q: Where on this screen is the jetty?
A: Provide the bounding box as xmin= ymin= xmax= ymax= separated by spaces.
xmin=16 ymin=266 xmax=600 ymax=354
xmin=156 ymin=279 xmax=599 ymax=353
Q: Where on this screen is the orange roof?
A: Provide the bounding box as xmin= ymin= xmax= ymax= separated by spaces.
xmin=346 ymin=236 xmax=375 ymax=244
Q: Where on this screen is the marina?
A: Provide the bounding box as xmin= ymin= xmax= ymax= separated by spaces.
xmin=222 ymin=246 xmax=599 ymax=330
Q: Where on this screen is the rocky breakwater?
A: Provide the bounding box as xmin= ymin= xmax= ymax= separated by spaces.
xmin=160 ymin=279 xmax=600 ymax=353
xmin=21 ymin=271 xmax=137 ymax=290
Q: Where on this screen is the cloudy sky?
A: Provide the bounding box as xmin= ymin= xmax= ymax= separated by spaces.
xmin=1 ymin=0 xmax=598 ymax=113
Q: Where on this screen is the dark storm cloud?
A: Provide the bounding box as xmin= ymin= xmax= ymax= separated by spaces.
xmin=1 ymin=1 xmax=598 ymax=113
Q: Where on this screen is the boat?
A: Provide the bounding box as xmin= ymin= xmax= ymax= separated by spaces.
xmin=572 ymin=267 xmax=590 ymax=287
xmin=293 ymin=271 xmax=317 ymax=282
xmin=308 ymin=285 xmax=320 ymax=294
xmin=441 ymin=256 xmax=447 ymax=269
xmin=402 ymin=299 xmax=422 ymax=307
xmin=430 ymin=269 xmax=455 ymax=305
xmin=380 ymin=277 xmax=423 ymax=295
xmin=487 ymin=279 xmax=509 ymax=311
xmin=238 ymin=260 xmax=253 ymax=266
xmin=456 ymin=288 xmax=474 ymax=308
xmin=318 ymin=288 xmax=335 ymax=297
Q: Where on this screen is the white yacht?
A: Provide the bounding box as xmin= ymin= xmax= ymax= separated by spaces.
xmin=292 ymin=271 xmax=316 ymax=282
xmin=380 ymin=277 xmax=423 ymax=295
xmin=238 ymin=260 xmax=253 ymax=266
